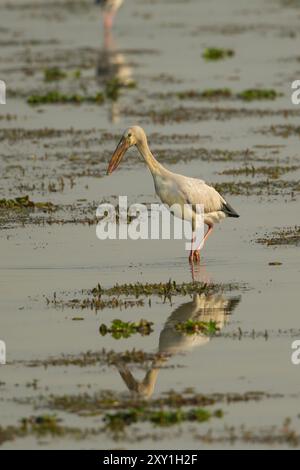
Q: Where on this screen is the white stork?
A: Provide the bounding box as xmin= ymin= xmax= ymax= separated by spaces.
xmin=107 ymin=126 xmax=240 ymax=263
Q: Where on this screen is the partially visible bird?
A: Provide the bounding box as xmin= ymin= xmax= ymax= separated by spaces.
xmin=107 ymin=126 xmax=240 ymax=263
xmin=114 ymin=293 xmax=241 ymax=399
xmin=95 ymin=0 xmax=124 ymax=30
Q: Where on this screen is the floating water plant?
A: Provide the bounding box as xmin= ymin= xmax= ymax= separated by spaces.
xmin=0 ymin=195 xmax=56 ymax=212
xmin=237 ymin=89 xmax=282 ymax=101
xmin=44 ymin=67 xmax=67 ymax=82
xmin=175 ymin=319 xmax=219 ymax=335
xmin=203 ymin=47 xmax=234 ymax=61
xmin=99 ymin=319 xmax=154 ymax=339
xmin=27 ymin=91 xmax=104 ymax=105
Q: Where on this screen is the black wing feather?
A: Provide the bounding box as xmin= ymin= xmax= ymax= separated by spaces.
xmin=222 ymin=200 xmax=240 ymax=218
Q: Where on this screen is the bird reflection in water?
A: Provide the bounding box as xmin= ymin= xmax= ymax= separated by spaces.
xmin=114 ymin=293 xmax=241 ymax=399
xmin=96 ymin=15 xmax=133 ymax=122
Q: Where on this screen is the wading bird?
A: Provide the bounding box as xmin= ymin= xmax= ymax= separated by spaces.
xmin=107 ymin=126 xmax=240 ymax=263
xmin=95 ymin=0 xmax=123 ymax=30
xmin=115 ymin=293 xmax=241 ymax=398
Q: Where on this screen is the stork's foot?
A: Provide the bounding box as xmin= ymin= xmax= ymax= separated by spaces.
xmin=189 ymin=250 xmax=200 ymax=264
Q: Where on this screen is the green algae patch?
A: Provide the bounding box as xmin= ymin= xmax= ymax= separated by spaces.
xmin=0 ymin=195 xmax=56 ymax=212
xmin=203 ymin=47 xmax=234 ymax=61
xmin=99 ymin=319 xmax=154 ymax=339
xmin=175 ymin=319 xmax=218 ymax=336
xmin=27 ymin=90 xmax=104 ymax=105
xmin=237 ymin=89 xmax=282 ymax=101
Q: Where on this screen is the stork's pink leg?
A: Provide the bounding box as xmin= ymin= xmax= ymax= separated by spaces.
xmin=188 ymin=231 xmax=195 ymax=263
xmin=103 ymin=11 xmax=115 ymax=30
xmin=192 ymin=224 xmax=214 ymax=262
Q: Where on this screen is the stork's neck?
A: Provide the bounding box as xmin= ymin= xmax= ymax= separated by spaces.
xmin=136 ymin=139 xmax=165 ymax=176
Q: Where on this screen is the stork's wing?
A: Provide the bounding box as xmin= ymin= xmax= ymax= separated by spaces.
xmin=176 ymin=175 xmax=225 ymax=214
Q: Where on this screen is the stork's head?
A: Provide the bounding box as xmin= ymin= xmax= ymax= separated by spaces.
xmin=107 ymin=126 xmax=146 ymax=175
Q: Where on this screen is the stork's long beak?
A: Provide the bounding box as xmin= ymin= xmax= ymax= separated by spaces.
xmin=107 ymin=137 xmax=129 ymax=175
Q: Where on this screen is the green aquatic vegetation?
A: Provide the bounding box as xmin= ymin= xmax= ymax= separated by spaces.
xmin=105 ymin=78 xmax=137 ymax=101
xmin=238 ymin=89 xmax=282 ymax=101
xmin=124 ymin=104 xmax=299 ymax=124
xmin=43 ymin=67 xmax=81 ymax=82
xmin=46 ymin=295 xmax=144 ymax=311
xmin=26 ymin=349 xmax=157 ymax=368
xmin=104 ymin=406 xmax=222 ymax=433
xmin=0 ymin=415 xmax=100 ymax=446
xmin=203 ymin=47 xmax=234 ymax=61
xmin=256 ymin=226 xmax=300 ymax=246
xmin=20 ymin=415 xmax=64 ymax=437
xmin=214 ymin=179 xmax=300 ymax=196
xmin=262 ymin=124 xmax=300 ymax=137
xmin=44 ymin=67 xmax=67 ymax=82
xmin=90 ymin=279 xmax=240 ymax=299
xmin=99 ymin=319 xmax=154 ymax=339
xmin=35 ymin=390 xmax=281 ymax=417
xmin=175 ymin=319 xmax=219 ymax=336
xmin=176 ymin=88 xmax=232 ymax=100
xmin=27 ymin=90 xmax=104 ymax=105
xmin=0 ymin=195 xmax=56 ymax=212
xmin=219 ymin=164 xmax=299 ymax=179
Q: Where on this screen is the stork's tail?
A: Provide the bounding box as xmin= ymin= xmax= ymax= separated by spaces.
xmin=221 ymin=200 xmax=240 ymax=218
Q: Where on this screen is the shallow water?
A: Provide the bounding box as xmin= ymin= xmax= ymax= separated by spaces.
xmin=0 ymin=0 xmax=300 ymax=449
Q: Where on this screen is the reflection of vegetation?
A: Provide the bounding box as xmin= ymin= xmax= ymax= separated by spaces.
xmin=0 ymin=195 xmax=56 ymax=212
xmin=238 ymin=89 xmax=282 ymax=101
xmin=105 ymin=78 xmax=137 ymax=101
xmin=0 ymin=415 xmax=95 ymax=446
xmin=203 ymin=47 xmax=234 ymax=60
xmin=44 ymin=67 xmax=67 ymax=82
xmin=43 ymin=67 xmax=81 ymax=82
xmin=99 ymin=319 xmax=154 ymax=339
xmin=28 ymin=90 xmax=104 ymax=105
xmin=175 ymin=319 xmax=218 ymax=336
